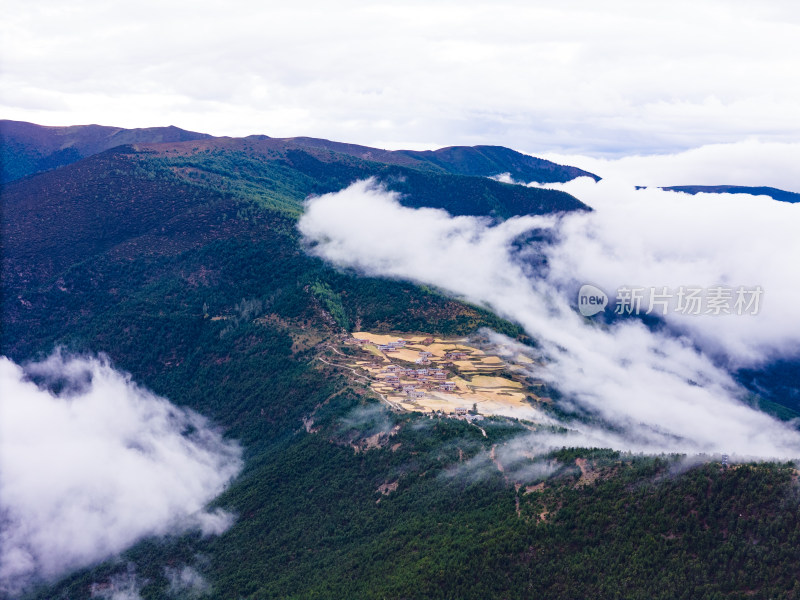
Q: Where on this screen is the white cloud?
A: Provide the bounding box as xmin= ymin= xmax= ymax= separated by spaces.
xmin=189 ymin=508 xmax=237 ymax=537
xmin=0 ymin=352 xmax=242 ymax=596
xmin=541 ymin=140 xmax=800 ymax=193
xmin=165 ymin=565 xmax=210 ymax=598
xmin=1 ymin=1 xmax=799 ymax=155
xmin=90 ymin=568 xmax=143 ymax=600
xmin=518 ymin=177 xmax=800 ymax=366
xmin=299 ymin=179 xmax=800 ymax=459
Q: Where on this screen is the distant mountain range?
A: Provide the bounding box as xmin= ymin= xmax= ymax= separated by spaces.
xmin=0 ymin=119 xmax=597 ymax=185
xmin=5 ymin=120 xmax=797 ymax=204
xmin=663 ymin=185 xmax=800 ymax=203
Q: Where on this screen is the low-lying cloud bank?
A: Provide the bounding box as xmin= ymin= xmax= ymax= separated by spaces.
xmin=298 ymin=178 xmax=800 ymax=460
xmin=540 ymin=140 xmax=800 ymax=194
xmin=0 ymin=353 xmax=242 ymax=596
xmin=510 ymin=176 xmax=800 ymax=367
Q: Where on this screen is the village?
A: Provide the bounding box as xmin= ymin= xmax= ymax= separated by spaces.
xmin=341 ymin=332 xmax=547 ymax=421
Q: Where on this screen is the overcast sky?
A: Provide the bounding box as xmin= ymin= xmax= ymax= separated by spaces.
xmin=2 ymin=0 xmax=799 ymax=161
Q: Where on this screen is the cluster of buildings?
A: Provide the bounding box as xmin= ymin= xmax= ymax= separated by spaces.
xmin=350 ymin=337 xmax=408 ymax=350
xmin=415 ymin=351 xmax=433 ymax=365
xmin=380 ymin=353 xmax=460 ymax=398
xmin=372 ymin=339 xmax=408 ymax=352
xmin=430 ymin=408 xmax=484 ymax=421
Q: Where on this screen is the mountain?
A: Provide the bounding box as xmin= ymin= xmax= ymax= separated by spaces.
xmin=4 ymin=124 xmax=800 ymax=599
xmin=1 ymin=141 xmax=586 ymax=295
xmin=1 ymin=120 xmax=597 ymax=186
xmin=663 ymin=184 xmax=800 ymax=203
xmin=280 ymin=137 xmax=599 ymax=183
xmin=0 ymin=119 xmax=212 ymax=183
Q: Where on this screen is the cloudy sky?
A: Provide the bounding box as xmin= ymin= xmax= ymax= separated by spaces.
xmin=3 ymin=0 xmax=799 ymax=165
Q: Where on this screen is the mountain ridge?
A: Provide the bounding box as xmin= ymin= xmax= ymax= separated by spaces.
xmin=0 ymin=119 xmax=212 ymax=183
xmin=7 ymin=121 xmax=800 ymax=204
xmin=663 ymin=184 xmax=800 ymax=203
xmin=1 ymin=120 xmax=596 ymax=186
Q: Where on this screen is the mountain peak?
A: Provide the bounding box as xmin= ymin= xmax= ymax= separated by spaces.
xmin=0 ymin=120 xmax=212 ymax=182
